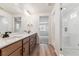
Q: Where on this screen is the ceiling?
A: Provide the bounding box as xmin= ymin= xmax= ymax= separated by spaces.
xmin=0 ymin=3 xmax=23 ymax=15
xmin=0 ymin=3 xmax=54 ymax=15
xmin=23 ymin=3 xmax=54 ymax=15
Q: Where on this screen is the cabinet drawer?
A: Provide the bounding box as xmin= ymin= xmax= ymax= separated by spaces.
xmin=1 ymin=41 xmax=22 ymax=56
xmin=23 ymin=37 xmax=29 ymax=44
xmin=9 ymin=47 xmax=22 ymax=56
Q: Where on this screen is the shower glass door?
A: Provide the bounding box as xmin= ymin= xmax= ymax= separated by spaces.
xmin=61 ymin=3 xmax=79 ymax=56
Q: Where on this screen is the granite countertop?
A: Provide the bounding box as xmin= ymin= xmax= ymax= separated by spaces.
xmin=0 ymin=32 xmax=36 ymax=49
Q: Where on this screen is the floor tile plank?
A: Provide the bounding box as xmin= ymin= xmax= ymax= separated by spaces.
xmin=30 ymin=44 xmax=57 ymax=56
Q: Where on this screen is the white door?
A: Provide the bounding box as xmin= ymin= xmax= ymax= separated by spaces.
xmin=39 ymin=16 xmax=48 ymax=44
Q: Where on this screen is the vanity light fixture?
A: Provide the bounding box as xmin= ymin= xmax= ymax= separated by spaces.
xmin=24 ymin=9 xmax=31 ymax=16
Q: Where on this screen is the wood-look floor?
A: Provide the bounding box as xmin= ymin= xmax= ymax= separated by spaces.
xmin=30 ymin=44 xmax=57 ymax=56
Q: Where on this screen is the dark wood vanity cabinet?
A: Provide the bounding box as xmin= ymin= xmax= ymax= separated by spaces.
xmin=0 ymin=33 xmax=37 ymax=56
xmin=29 ymin=33 xmax=37 ymax=54
xmin=0 ymin=40 xmax=22 ymax=56
xmin=23 ymin=37 xmax=29 ymax=56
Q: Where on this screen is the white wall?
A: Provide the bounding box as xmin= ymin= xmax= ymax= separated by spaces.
xmin=21 ymin=13 xmax=50 ymax=44
xmin=21 ymin=14 xmax=39 ymax=44
xmin=21 ymin=14 xmax=39 ymax=33
xmin=21 ymin=13 xmax=49 ymax=44
xmin=48 ymin=3 xmax=60 ymax=55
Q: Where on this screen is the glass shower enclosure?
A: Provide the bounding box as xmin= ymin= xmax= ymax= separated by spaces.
xmin=61 ymin=3 xmax=79 ymax=56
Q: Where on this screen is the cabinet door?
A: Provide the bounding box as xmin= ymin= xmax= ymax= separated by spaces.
xmin=1 ymin=41 xmax=22 ymax=56
xmin=35 ymin=33 xmax=37 ymax=45
xmin=9 ymin=47 xmax=22 ymax=56
xmin=23 ymin=42 xmax=29 ymax=56
xmin=30 ymin=38 xmax=34 ymax=45
xmin=23 ymin=37 xmax=29 ymax=44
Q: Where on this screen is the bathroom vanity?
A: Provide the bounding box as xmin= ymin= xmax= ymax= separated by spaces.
xmin=0 ymin=33 xmax=37 ymax=56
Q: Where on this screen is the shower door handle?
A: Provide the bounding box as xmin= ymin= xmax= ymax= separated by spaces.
xmin=64 ymin=27 xmax=68 ymax=32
